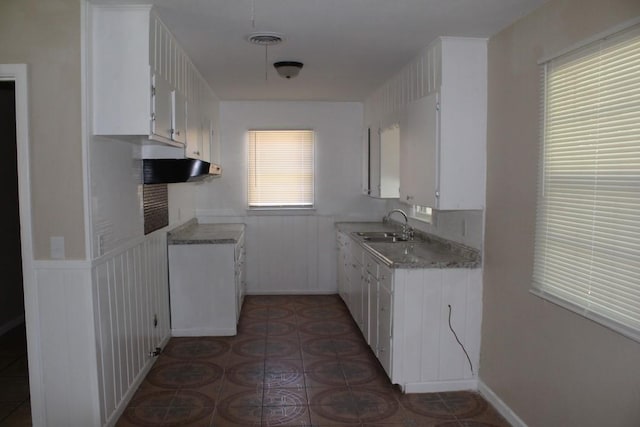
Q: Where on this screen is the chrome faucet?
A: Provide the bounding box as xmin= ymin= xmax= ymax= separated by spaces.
xmin=383 ymin=209 xmax=413 ymax=240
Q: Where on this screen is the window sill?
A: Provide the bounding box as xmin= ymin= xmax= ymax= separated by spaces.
xmin=246 ymin=207 xmax=316 ymax=216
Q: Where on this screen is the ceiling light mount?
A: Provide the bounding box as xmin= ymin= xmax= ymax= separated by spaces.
xmin=246 ymin=32 xmax=284 ymax=46
xmin=274 ymin=61 xmax=304 ymax=79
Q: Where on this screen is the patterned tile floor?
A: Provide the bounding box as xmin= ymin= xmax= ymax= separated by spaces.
xmin=118 ymin=295 xmax=510 ymax=427
xmin=0 ymin=324 xmax=31 ymax=427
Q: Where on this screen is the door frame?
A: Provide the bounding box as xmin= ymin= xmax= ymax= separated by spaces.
xmin=0 ymin=64 xmax=44 ymax=426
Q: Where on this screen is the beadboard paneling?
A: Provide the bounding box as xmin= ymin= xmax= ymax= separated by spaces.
xmin=364 ymin=40 xmax=441 ymax=127
xmin=33 ymin=261 xmax=100 ymax=427
xmin=394 ymin=267 xmax=482 ymax=392
xmin=92 ymin=231 xmax=171 ymax=426
xmin=198 ymin=214 xmax=337 ymax=294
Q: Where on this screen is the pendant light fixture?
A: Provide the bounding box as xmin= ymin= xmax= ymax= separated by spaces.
xmin=273 ymin=61 xmax=304 ymax=79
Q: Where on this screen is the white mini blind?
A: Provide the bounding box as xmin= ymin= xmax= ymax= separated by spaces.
xmin=248 ymin=130 xmax=314 ymax=208
xmin=533 ymin=23 xmax=640 ymax=341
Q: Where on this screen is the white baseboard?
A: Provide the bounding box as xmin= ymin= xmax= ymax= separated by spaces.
xmin=0 ymin=315 xmax=25 ymax=337
xmin=246 ymin=290 xmax=337 ymax=296
xmin=403 ymin=379 xmax=478 ymax=393
xmin=171 ymin=328 xmax=237 ymax=337
xmin=478 ymin=379 xmax=528 ymax=427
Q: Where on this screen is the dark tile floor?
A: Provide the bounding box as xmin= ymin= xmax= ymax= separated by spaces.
xmin=118 ymin=295 xmax=510 ymax=427
xmin=0 ymin=324 xmax=31 ymax=427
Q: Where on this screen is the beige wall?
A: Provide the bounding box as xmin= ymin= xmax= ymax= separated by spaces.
xmin=0 ymin=0 xmax=85 ymax=260
xmin=483 ymin=1 xmax=640 ymax=426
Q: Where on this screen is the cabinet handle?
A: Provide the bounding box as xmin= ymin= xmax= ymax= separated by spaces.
xmin=174 ymin=130 xmax=181 ymax=136
xmin=406 ymin=195 xmax=414 ymax=201
xmin=435 ymin=191 xmax=440 ymax=198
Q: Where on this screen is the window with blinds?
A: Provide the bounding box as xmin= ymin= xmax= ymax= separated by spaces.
xmin=248 ymin=130 xmax=314 ymax=208
xmin=532 ymin=22 xmax=640 ymax=342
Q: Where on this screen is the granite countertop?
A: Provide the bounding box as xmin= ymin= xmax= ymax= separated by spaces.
xmin=168 ymin=219 xmax=245 ymax=244
xmin=336 ymin=221 xmax=480 ymax=269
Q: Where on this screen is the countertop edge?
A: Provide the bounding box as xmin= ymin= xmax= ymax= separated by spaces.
xmin=335 ymin=221 xmax=481 ymax=269
xmin=168 ymin=222 xmax=245 ymax=245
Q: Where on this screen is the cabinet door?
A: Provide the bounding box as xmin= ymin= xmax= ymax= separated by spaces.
xmin=171 ymin=89 xmax=186 ymax=144
xmin=378 ymin=283 xmax=393 ymax=377
xmin=348 ymin=255 xmax=363 ymax=328
xmin=369 ymin=279 xmax=379 ymax=354
xmin=368 ymin=126 xmax=381 ymax=197
xmin=399 ymin=93 xmax=439 ymax=207
xmin=151 ymin=74 xmax=173 ymax=141
xmin=379 ymin=125 xmax=400 ymax=198
xmin=185 ymin=99 xmax=202 ymax=159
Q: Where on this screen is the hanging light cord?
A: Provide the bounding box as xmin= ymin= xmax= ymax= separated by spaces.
xmin=264 ymin=45 xmax=268 ymax=81
xmin=251 ymin=0 xmax=255 ymax=28
xmin=448 ymin=304 xmax=474 ymax=375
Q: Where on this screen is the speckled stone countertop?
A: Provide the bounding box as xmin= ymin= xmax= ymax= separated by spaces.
xmin=168 ymin=219 xmax=245 ymax=245
xmin=336 ymin=222 xmax=481 ymax=269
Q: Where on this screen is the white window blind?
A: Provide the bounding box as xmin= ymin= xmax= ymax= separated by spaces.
xmin=248 ymin=130 xmax=314 ymax=208
xmin=532 ymin=23 xmax=640 ymax=342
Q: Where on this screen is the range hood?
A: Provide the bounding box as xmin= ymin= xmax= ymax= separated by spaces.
xmin=143 ymin=159 xmax=221 ymax=184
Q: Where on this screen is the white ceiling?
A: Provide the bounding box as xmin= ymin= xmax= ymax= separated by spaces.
xmin=95 ymin=0 xmax=547 ymax=101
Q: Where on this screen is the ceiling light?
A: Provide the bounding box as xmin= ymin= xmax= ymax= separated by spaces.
xmin=274 ymin=61 xmax=303 ymax=79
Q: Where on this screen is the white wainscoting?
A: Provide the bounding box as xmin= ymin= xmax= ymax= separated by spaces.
xmin=197 ymin=214 xmax=338 ymax=294
xmin=33 ymin=260 xmax=100 ymax=427
xmin=92 ymin=230 xmax=171 ymax=427
xmin=32 ymin=230 xmax=171 ymax=427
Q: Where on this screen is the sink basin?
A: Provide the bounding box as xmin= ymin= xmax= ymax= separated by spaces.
xmin=362 ymin=236 xmax=409 ymax=243
xmin=354 ymin=231 xmax=400 ymax=238
xmin=352 ymin=231 xmax=419 ymax=243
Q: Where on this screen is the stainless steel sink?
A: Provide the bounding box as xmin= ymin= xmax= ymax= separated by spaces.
xmin=354 ymin=231 xmax=400 ymax=238
xmin=352 ymin=231 xmax=416 ymax=243
xmin=362 ymin=236 xmax=409 ymax=243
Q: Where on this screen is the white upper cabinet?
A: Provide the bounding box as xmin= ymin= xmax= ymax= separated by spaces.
xmin=365 ymin=37 xmax=487 ymax=210
xmin=365 ymin=124 xmax=400 ymax=199
xmin=399 ymin=92 xmax=439 ymax=207
xmin=91 ymin=5 xmax=220 ymax=163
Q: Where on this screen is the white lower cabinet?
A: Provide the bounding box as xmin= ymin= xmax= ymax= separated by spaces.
xmin=337 ymin=232 xmax=482 ymax=392
xmin=168 ymin=233 xmax=245 ymax=336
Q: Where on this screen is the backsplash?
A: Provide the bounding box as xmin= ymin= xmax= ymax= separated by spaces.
xmin=385 ymin=200 xmax=484 ymax=250
xmin=143 ymin=184 xmax=168 ymax=235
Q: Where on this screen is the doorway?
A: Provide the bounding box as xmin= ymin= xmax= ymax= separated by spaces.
xmin=0 ymin=80 xmax=31 ymax=424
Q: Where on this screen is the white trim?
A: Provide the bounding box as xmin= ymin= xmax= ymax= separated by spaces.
xmin=478 ymin=380 xmax=528 ymax=427
xmin=403 ymin=379 xmax=477 ymax=394
xmin=538 ymin=15 xmax=640 ymax=64
xmin=247 ymin=290 xmax=337 ymax=296
xmin=171 ymin=328 xmax=237 ymax=337
xmin=82 ymin=0 xmax=93 ymax=260
xmin=33 ymin=259 xmax=92 ymax=270
xmin=0 ymin=63 xmax=44 ymax=426
xmin=0 ymin=315 xmax=25 ymax=337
